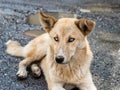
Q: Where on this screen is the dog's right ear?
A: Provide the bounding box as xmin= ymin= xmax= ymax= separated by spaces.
xmin=39 ymin=11 xmax=57 ymax=32
xmin=75 ymin=18 xmax=95 ymax=36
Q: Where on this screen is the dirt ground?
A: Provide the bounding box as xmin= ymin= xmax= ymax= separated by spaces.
xmin=0 ymin=0 xmax=120 ymax=90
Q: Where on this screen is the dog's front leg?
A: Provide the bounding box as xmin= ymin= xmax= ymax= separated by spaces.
xmin=77 ymin=82 xmax=97 ymax=90
xmin=50 ymin=83 xmax=66 ymax=90
xmin=77 ymin=72 xmax=97 ymax=90
xmin=16 ymin=57 xmax=36 ymax=79
xmin=46 ymin=78 xmax=65 ymax=90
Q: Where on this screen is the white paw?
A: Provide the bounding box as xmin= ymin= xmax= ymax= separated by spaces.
xmin=16 ymin=69 xmax=28 ymax=79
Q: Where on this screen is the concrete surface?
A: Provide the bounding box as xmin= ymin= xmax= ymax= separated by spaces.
xmin=0 ymin=0 xmax=120 ymax=90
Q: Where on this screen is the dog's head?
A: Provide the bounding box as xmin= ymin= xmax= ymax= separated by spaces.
xmin=39 ymin=11 xmax=95 ymax=64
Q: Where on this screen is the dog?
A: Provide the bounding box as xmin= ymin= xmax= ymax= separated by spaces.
xmin=6 ymin=11 xmax=97 ymax=90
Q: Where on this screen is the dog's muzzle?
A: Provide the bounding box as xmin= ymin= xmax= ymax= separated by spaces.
xmin=55 ymin=56 xmax=64 ymax=64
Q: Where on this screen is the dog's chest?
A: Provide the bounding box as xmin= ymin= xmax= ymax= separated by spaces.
xmin=50 ymin=63 xmax=85 ymax=84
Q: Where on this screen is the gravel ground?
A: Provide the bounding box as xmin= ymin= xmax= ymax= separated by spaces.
xmin=0 ymin=0 xmax=120 ymax=90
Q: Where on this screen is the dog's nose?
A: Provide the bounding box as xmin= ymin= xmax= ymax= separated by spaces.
xmin=55 ymin=56 xmax=64 ymax=64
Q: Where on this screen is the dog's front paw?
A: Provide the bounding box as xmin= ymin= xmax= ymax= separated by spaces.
xmin=16 ymin=69 xmax=28 ymax=79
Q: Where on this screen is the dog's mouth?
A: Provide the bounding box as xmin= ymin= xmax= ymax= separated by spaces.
xmin=55 ymin=61 xmax=69 ymax=64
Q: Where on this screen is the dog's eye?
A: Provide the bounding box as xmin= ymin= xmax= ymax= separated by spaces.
xmin=54 ymin=36 xmax=59 ymax=42
xmin=68 ymin=37 xmax=75 ymax=42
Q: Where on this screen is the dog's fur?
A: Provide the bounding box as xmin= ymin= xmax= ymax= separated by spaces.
xmin=6 ymin=12 xmax=97 ymax=90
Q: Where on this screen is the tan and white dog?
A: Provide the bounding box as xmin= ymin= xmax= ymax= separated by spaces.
xmin=6 ymin=11 xmax=97 ymax=90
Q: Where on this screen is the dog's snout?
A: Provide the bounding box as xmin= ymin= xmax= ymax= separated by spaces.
xmin=55 ymin=56 xmax=64 ymax=64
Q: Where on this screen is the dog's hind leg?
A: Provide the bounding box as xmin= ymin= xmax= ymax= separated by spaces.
xmin=6 ymin=37 xmax=47 ymax=79
xmin=17 ymin=51 xmax=46 ymax=78
xmin=6 ymin=40 xmax=24 ymax=57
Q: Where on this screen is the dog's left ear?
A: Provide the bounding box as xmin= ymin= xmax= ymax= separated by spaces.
xmin=39 ymin=11 xmax=57 ymax=32
xmin=75 ymin=18 xmax=95 ymax=36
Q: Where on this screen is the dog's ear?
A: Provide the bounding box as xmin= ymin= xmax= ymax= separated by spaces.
xmin=75 ymin=18 xmax=95 ymax=36
xmin=39 ymin=11 xmax=57 ymax=32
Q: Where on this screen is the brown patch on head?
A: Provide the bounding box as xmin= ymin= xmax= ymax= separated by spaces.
xmin=75 ymin=18 xmax=95 ymax=36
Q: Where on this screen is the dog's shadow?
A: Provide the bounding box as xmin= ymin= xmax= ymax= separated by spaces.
xmin=71 ymin=87 xmax=79 ymax=90
xmin=64 ymin=84 xmax=80 ymax=90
